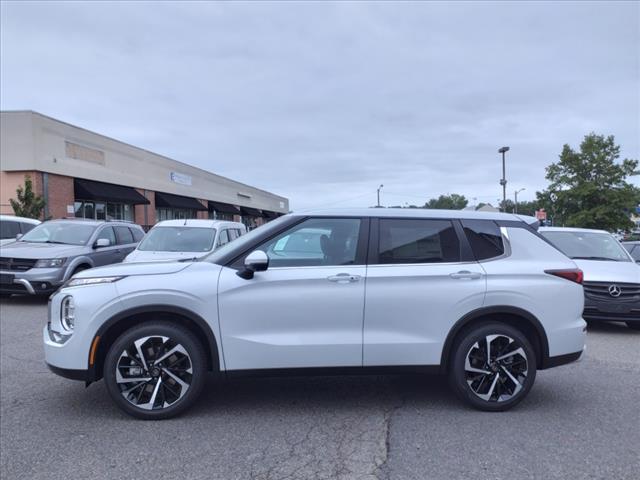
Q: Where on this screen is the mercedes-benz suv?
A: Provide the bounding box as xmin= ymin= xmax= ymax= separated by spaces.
xmin=540 ymin=227 xmax=640 ymax=330
xmin=44 ymin=209 xmax=586 ymax=419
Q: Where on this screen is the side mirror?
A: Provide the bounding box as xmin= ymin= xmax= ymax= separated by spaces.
xmin=15 ymin=233 xmax=23 ymax=240
xmin=94 ymin=238 xmax=111 ymax=248
xmin=237 ymin=250 xmax=269 ymax=280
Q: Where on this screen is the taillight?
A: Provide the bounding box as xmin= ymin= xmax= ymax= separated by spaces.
xmin=544 ymin=269 xmax=584 ymax=284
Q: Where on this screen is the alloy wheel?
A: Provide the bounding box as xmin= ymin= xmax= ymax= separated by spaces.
xmin=464 ymin=334 xmax=528 ymax=402
xmin=115 ymin=335 xmax=193 ymax=410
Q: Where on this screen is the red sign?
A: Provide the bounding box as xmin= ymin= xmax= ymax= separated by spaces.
xmin=535 ymin=209 xmax=547 ymax=220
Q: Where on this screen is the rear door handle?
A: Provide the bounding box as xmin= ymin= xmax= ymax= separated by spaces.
xmin=450 ymin=270 xmax=482 ymax=280
xmin=327 ymin=273 xmax=361 ymax=283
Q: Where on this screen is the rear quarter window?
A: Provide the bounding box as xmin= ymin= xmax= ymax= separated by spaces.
xmin=461 ymin=220 xmax=504 ymax=260
xmin=130 ymin=227 xmax=144 ymax=242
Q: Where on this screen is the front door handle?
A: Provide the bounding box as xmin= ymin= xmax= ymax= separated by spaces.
xmin=450 ymin=270 xmax=482 ymax=280
xmin=327 ymin=273 xmax=361 ymax=283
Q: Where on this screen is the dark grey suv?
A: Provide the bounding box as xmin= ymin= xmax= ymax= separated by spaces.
xmin=0 ymin=219 xmax=144 ymax=296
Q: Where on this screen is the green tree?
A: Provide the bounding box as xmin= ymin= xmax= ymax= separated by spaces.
xmin=425 ymin=193 xmax=468 ymax=210
xmin=540 ymin=133 xmax=639 ymax=231
xmin=9 ymin=175 xmax=46 ymax=219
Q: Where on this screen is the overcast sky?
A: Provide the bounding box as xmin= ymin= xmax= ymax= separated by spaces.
xmin=1 ymin=1 xmax=638 ymax=210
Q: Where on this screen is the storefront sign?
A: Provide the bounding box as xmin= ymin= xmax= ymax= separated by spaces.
xmin=170 ymin=171 xmax=192 ymax=186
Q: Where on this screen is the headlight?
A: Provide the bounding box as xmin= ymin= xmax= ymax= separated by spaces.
xmin=35 ymin=258 xmax=66 ymax=268
xmin=60 ymin=295 xmax=75 ymax=331
xmin=66 ymin=276 xmax=124 ymax=287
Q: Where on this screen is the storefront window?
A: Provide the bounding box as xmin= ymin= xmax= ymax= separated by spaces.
xmin=209 ymin=211 xmax=234 ymax=221
xmin=75 ymin=200 xmax=133 ymax=221
xmin=156 ymin=208 xmax=198 ymax=221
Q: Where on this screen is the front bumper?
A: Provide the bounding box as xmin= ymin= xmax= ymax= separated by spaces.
xmin=0 ymin=267 xmax=65 ymax=295
xmin=583 ymin=297 xmax=640 ymax=323
xmin=47 ymin=363 xmax=89 ymax=381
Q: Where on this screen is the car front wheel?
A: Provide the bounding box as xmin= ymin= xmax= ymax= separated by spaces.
xmin=449 ymin=323 xmax=537 ymax=411
xmin=104 ymin=321 xmax=207 ymax=419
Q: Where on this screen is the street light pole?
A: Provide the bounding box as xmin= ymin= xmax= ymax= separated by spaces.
xmin=498 ymin=146 xmax=510 ymax=209
xmin=377 ymin=184 xmax=384 ymax=208
xmin=514 ymin=188 xmax=525 ymax=214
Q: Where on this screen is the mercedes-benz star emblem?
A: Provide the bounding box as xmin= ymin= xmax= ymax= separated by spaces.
xmin=608 ymin=285 xmax=622 ymax=298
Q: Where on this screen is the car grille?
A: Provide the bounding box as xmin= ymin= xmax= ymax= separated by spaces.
xmin=583 ymin=281 xmax=640 ymax=302
xmin=583 ymin=307 xmax=640 ymax=321
xmin=0 ymin=257 xmax=38 ymax=271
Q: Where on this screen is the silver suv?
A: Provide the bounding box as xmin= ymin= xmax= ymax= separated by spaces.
xmin=44 ymin=209 xmax=586 ymax=419
xmin=0 ymin=219 xmax=144 ymax=296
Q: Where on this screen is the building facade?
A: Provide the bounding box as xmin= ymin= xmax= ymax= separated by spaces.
xmin=0 ymin=111 xmax=288 ymax=230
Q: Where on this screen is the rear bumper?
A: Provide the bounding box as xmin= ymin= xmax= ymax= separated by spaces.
xmin=541 ymin=348 xmax=584 ymax=369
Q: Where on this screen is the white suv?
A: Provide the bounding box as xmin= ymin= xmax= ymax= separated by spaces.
xmin=44 ymin=209 xmax=586 ymax=419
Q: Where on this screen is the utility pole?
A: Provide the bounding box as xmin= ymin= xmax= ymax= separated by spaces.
xmin=377 ymin=184 xmax=384 ymax=208
xmin=498 ymin=146 xmax=510 ymax=209
xmin=514 ymin=188 xmax=525 ymax=214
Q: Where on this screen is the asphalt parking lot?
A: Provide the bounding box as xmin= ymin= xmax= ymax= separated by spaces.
xmin=1 ymin=296 xmax=638 ymax=480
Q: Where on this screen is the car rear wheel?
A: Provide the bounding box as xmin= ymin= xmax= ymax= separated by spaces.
xmin=104 ymin=321 xmax=207 ymax=419
xmin=449 ymin=323 xmax=537 ymax=411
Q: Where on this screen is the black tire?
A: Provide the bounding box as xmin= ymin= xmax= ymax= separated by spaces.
xmin=448 ymin=322 xmax=537 ymax=412
xmin=104 ymin=321 xmax=207 ymax=420
xmin=626 ymin=322 xmax=640 ymax=331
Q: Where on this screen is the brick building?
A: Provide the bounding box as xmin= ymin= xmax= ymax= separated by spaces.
xmin=0 ymin=111 xmax=288 ymax=230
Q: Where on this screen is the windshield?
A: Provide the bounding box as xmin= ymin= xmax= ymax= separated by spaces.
xmin=20 ymin=222 xmax=96 ymax=246
xmin=541 ymin=231 xmax=631 ymax=262
xmin=137 ymin=227 xmax=216 ymax=252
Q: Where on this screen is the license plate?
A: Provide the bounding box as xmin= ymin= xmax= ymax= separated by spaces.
xmin=599 ymin=302 xmax=632 ymax=314
xmin=0 ymin=273 xmax=14 ymax=285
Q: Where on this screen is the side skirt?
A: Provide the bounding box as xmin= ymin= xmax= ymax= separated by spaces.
xmin=224 ymin=365 xmax=442 ymax=379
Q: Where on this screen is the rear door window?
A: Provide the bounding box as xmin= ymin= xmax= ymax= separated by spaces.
xmin=114 ymin=226 xmax=134 ymax=245
xmin=378 ymin=219 xmax=460 ymax=264
xmin=461 ymin=220 xmax=505 ymax=260
xmin=217 ymin=230 xmax=230 ymax=247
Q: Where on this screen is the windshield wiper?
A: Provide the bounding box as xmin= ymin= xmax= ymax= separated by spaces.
xmin=44 ymin=240 xmax=69 ymax=245
xmin=571 ymin=256 xmax=620 ymax=262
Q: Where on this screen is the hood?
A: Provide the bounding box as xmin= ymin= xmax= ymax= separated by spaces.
xmin=124 ymin=250 xmax=207 ymax=263
xmin=573 ymin=259 xmax=640 ymax=283
xmin=0 ymin=241 xmax=84 ymax=259
xmin=74 ymin=261 xmax=192 ymax=279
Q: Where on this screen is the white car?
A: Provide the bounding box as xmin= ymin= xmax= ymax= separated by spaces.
xmin=0 ymin=215 xmax=40 ymax=246
xmin=44 ymin=209 xmax=586 ymax=419
xmin=123 ymin=219 xmax=246 ymax=263
xmin=540 ymin=227 xmax=640 ymax=330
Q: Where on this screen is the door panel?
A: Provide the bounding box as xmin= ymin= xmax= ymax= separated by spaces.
xmin=90 ymin=226 xmax=120 ymax=266
xmin=218 ymin=265 xmax=366 ymax=370
xmin=363 ymin=218 xmax=486 ymax=366
xmin=217 ymin=216 xmax=367 ymax=371
xmin=363 ymin=264 xmax=485 ymax=366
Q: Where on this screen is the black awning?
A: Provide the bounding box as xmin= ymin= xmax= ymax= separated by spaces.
xmin=262 ymin=210 xmax=279 ymax=218
xmin=155 ymin=192 xmax=207 ymax=210
xmin=74 ymin=178 xmax=150 ymax=205
xmin=208 ymin=201 xmax=240 ymax=214
xmin=240 ymin=206 xmax=262 ymax=217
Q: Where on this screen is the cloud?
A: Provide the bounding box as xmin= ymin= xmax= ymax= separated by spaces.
xmin=1 ymin=1 xmax=638 ymax=210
